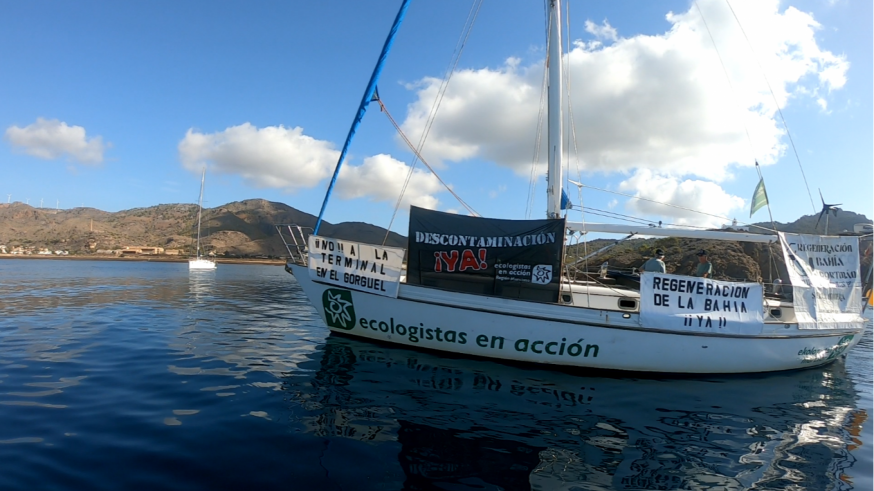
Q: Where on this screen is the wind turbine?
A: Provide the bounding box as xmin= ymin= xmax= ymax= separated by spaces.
xmin=814 ymin=189 xmax=842 ymax=235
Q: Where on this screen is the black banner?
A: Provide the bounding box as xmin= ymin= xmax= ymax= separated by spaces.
xmin=407 ymin=207 xmax=565 ymax=302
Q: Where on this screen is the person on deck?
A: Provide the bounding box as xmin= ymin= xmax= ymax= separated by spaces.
xmin=694 ymin=249 xmax=712 ymax=278
xmin=641 ymin=249 xmax=666 ymax=273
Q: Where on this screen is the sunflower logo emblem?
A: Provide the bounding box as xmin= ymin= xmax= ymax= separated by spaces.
xmin=322 ymin=289 xmax=356 ymax=330
xmin=531 ymin=264 xmax=553 ymax=285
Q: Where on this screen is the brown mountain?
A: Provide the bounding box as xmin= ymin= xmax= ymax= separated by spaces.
xmin=751 ymin=210 xmax=871 ymax=235
xmin=570 ymin=211 xmax=872 ymax=283
xmin=0 ymin=199 xmax=405 ymax=258
xmin=569 ymin=237 xmax=788 ymax=283
xmin=1 ymin=200 xmax=868 ymax=281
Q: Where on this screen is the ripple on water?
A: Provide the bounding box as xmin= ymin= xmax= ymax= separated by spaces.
xmin=0 ymin=259 xmax=870 ymax=491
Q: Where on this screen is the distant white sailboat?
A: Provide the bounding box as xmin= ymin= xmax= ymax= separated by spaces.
xmin=189 ymin=168 xmax=216 ymax=271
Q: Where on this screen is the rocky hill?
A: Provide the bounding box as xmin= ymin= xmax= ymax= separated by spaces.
xmin=0 ymin=199 xmax=405 ymax=258
xmin=568 ymin=237 xmax=789 ymax=283
xmin=0 ymin=201 xmax=869 ymax=282
xmin=571 ymin=211 xmax=872 ymax=283
xmin=751 ymin=210 xmax=871 ymax=235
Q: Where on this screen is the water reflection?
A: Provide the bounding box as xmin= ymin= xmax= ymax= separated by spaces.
xmin=284 ymin=335 xmax=867 ymax=490
xmin=169 ymin=267 xmax=323 ymax=379
xmin=188 ymin=270 xmax=215 ymax=302
xmin=0 ymin=259 xmax=867 ymax=490
xmin=0 ymin=260 xmax=189 ymax=313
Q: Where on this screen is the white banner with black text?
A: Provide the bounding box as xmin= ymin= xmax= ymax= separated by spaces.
xmin=779 ymin=232 xmax=862 ymax=329
xmin=640 ymin=273 xmax=764 ymax=335
xmin=308 ymin=235 xmax=405 ymax=298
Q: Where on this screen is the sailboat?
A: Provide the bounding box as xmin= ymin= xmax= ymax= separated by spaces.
xmin=280 ymin=0 xmax=864 ymax=373
xmin=189 ymin=168 xmax=217 ymax=271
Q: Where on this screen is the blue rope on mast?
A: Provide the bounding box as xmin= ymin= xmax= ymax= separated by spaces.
xmin=313 ymin=0 xmax=412 ymax=235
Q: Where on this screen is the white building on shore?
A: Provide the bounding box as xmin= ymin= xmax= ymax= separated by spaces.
xmin=722 ymin=218 xmax=750 ymax=232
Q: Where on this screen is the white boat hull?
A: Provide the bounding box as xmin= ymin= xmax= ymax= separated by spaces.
xmin=288 ymin=264 xmax=863 ymax=374
xmin=189 ymin=258 xmax=217 ymax=270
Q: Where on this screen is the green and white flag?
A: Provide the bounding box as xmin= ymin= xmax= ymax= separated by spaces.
xmin=750 ymin=178 xmax=768 ymax=217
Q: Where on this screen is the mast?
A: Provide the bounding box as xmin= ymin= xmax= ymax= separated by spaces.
xmin=196 ymin=168 xmax=205 ymax=259
xmin=546 ymin=0 xmax=563 ymax=219
xmin=313 ymin=0 xmax=412 ymax=235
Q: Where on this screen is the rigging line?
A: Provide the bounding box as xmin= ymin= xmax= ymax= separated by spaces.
xmin=562 ymin=0 xmax=591 ymax=290
xmin=382 ymin=0 xmax=484 ymax=243
xmin=636 ymin=217 xmax=769 ymax=232
xmin=377 ymin=97 xmax=479 ymax=216
xmin=567 ymin=203 xmax=655 ymax=224
xmin=573 ymin=207 xmax=655 ymax=226
xmin=313 ymin=0 xmax=411 ymax=235
xmin=693 ymin=1 xmax=755 ymax=157
xmin=562 ymin=0 xmax=570 ymax=203
xmin=724 ymin=0 xmax=816 ymax=214
xmin=573 ymin=210 xmax=653 ymax=226
xmin=414 ymin=0 xmax=484 ymax=158
xmin=767 ymin=241 xmax=780 ymax=283
xmin=527 ymin=59 xmax=549 ymax=219
xmin=694 ymin=2 xmax=782 ymax=238
xmin=568 ymin=234 xmax=636 ymax=266
xmin=563 ymin=0 xmax=584 ymax=199
xmin=527 ymin=3 xmax=553 ymax=219
xmin=577 ymin=183 xmax=777 ymax=233
xmin=573 ymin=213 xmax=651 ymax=228
xmin=385 ymin=9 xmax=477 ymax=241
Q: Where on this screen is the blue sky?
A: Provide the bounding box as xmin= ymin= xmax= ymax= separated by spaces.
xmin=2 ymin=0 xmax=871 ymax=234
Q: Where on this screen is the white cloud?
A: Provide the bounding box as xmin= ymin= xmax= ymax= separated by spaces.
xmin=401 ymin=63 xmax=542 ymax=169
xmin=336 ymin=154 xmax=442 ymax=210
xmin=172 ymin=1 xmax=847 ymax=227
xmin=178 ymin=124 xmax=447 ymax=209
xmin=399 ymin=0 xmax=847 ymax=187
xmin=618 ymin=170 xmax=745 ymax=228
xmin=584 ymin=20 xmax=618 ymax=42
xmin=5 ymin=118 xmax=106 ymax=164
xmin=818 ymin=60 xmax=849 ymax=92
xmin=178 ymin=123 xmax=339 ymax=190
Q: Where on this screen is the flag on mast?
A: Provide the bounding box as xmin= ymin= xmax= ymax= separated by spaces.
xmin=560 ymin=188 xmax=572 ymax=210
xmin=750 ymin=178 xmax=769 ymax=218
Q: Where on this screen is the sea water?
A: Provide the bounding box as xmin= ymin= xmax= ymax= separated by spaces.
xmin=0 ymin=259 xmax=870 ymax=490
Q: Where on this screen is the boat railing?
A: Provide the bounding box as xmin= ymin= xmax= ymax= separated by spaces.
xmin=275 ymin=224 xmax=312 ymax=265
xmin=568 ymin=262 xmax=795 ymax=301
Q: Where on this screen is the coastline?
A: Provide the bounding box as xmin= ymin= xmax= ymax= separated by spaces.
xmin=0 ymin=253 xmax=286 ymax=266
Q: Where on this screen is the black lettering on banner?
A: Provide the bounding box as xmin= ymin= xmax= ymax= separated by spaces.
xmin=653 ymin=294 xmax=669 ymax=307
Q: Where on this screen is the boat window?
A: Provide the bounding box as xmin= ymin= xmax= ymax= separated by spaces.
xmin=769 ymin=309 xmax=782 ymax=318
xmin=618 ymin=299 xmax=637 ymax=310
